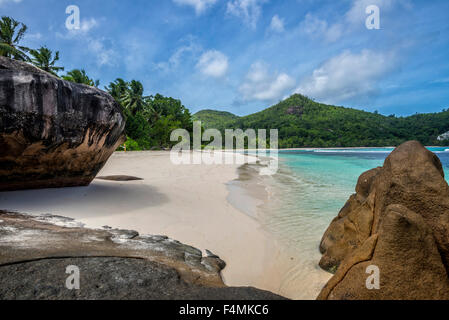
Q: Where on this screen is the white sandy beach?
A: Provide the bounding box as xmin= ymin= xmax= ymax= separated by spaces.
xmin=0 ymin=152 xmax=282 ymax=295
xmin=0 ymin=151 xmax=331 ymax=299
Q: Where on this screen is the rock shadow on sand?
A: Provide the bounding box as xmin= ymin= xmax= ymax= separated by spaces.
xmin=0 ymin=181 xmax=169 ymax=218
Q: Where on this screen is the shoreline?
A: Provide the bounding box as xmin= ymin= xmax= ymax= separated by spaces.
xmin=228 ymin=160 xmax=333 ymax=299
xmin=0 ymin=151 xmax=295 ymax=298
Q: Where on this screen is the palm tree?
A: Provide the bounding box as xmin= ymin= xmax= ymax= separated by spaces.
xmin=63 ymin=69 xmax=99 ymax=87
xmin=105 ymin=78 xmax=129 ymax=101
xmin=121 ymin=80 xmax=152 ymax=115
xmin=29 ymin=46 xmax=64 ymax=76
xmin=0 ymin=16 xmax=30 ymax=61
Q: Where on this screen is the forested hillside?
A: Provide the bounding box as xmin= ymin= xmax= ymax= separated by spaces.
xmin=194 ymin=94 xmax=449 ymax=148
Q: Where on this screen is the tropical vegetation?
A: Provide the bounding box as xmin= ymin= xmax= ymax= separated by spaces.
xmin=1 ymin=15 xmax=448 ymax=150
xmin=194 ymin=94 xmax=449 ymax=148
xmin=29 ymin=46 xmax=64 ymax=76
xmin=0 ymin=16 xmax=30 ymax=61
xmin=62 ymin=69 xmax=99 ymax=87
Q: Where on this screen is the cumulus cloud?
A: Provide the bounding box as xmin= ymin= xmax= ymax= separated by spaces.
xmin=196 ymin=50 xmax=229 ymax=78
xmin=269 ymin=15 xmax=285 ymax=33
xmin=240 ymin=62 xmax=295 ymax=102
xmin=294 ymin=50 xmax=397 ymax=103
xmin=79 ymin=18 xmax=99 ymax=33
xmin=345 ymin=0 xmax=395 ymax=25
xmin=156 ymin=38 xmax=201 ymax=72
xmin=173 ymin=0 xmax=217 ymax=15
xmin=56 ymin=18 xmax=99 ymax=39
xmin=0 ymin=0 xmax=22 ymax=6
xmin=300 ymin=13 xmax=343 ymax=43
xmin=300 ymin=0 xmax=411 ymax=42
xmin=87 ymin=38 xmax=117 ymax=67
xmin=226 ymin=0 xmax=267 ymax=29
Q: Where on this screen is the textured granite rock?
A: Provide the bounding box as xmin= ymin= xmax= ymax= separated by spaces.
xmin=0 ymin=56 xmax=126 ymax=191
xmin=318 ymin=141 xmax=449 ymax=300
xmin=0 ymin=211 xmax=286 ymax=300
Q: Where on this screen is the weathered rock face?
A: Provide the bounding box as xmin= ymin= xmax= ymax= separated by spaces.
xmin=318 ymin=141 xmax=449 ymax=300
xmin=0 ymin=211 xmax=286 ymax=300
xmin=0 ymin=56 xmax=126 ymax=191
xmin=438 ymin=131 xmax=449 ymax=141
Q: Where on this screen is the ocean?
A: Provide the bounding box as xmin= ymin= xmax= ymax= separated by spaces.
xmin=256 ymin=147 xmax=449 ymax=299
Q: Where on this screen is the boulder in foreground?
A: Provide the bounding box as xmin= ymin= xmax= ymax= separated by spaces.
xmin=0 ymin=57 xmax=126 ymax=191
xmin=0 ymin=211 xmax=286 ymax=300
xmin=318 ymin=141 xmax=449 ymax=300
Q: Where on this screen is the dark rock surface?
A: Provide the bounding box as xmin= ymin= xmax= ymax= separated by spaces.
xmin=96 ymin=175 xmax=144 ymax=181
xmin=0 ymin=257 xmax=282 ymax=300
xmin=0 ymin=211 xmax=286 ymax=300
xmin=318 ymin=141 xmax=449 ymax=300
xmin=0 ymin=56 xmax=126 ymax=191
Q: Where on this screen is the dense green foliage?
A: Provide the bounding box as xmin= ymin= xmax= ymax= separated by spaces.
xmin=106 ymin=79 xmax=193 ymax=150
xmin=63 ymin=69 xmax=100 ymax=87
xmin=0 ymin=16 xmax=30 ymax=61
xmin=29 ymin=46 xmax=64 ymax=76
xmin=193 ymin=110 xmax=240 ymax=131
xmin=0 ymin=15 xmax=193 ymax=151
xmin=195 ymin=94 xmax=449 ymax=148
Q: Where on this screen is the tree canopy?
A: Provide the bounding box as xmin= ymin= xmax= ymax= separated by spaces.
xmin=63 ymin=69 xmax=100 ymax=87
xmin=194 ymin=94 xmax=449 ymax=148
xmin=29 ymin=46 xmax=64 ymax=76
xmin=0 ymin=16 xmax=30 ymax=61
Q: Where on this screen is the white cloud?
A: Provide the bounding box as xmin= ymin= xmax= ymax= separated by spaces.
xmin=240 ymin=62 xmax=295 ymax=102
xmin=295 ymin=50 xmax=397 ymax=103
xmin=156 ymin=38 xmax=201 ymax=72
xmin=196 ymin=50 xmax=229 ymax=78
xmin=79 ymin=18 xmax=99 ymax=33
xmin=300 ymin=0 xmax=411 ymax=43
xmin=56 ymin=18 xmax=99 ymax=39
xmin=226 ymin=0 xmax=266 ymax=29
xmin=173 ymin=0 xmax=217 ymax=15
xmin=87 ymin=38 xmax=117 ymax=67
xmin=345 ymin=0 xmax=394 ymax=25
xmin=269 ymin=15 xmax=285 ymax=33
xmin=300 ymin=13 xmax=343 ymax=43
xmin=0 ymin=0 xmax=22 ymax=6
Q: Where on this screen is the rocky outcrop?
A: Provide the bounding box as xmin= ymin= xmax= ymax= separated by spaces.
xmin=0 ymin=56 xmax=126 ymax=191
xmin=318 ymin=141 xmax=449 ymax=300
xmin=0 ymin=211 xmax=286 ymax=300
xmin=438 ymin=131 xmax=449 ymax=141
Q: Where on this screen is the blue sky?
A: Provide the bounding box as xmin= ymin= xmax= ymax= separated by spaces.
xmin=2 ymin=0 xmax=449 ymax=116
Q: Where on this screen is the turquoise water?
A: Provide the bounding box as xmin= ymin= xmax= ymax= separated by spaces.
xmin=277 ymin=147 xmax=449 ymax=222
xmin=257 ymin=147 xmax=449 ymax=299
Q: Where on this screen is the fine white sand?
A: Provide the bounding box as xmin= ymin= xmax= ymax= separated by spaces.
xmin=0 ymin=151 xmax=314 ymax=298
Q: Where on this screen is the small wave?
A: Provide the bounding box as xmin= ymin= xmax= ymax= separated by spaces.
xmin=312 ymin=149 xmax=392 ymax=154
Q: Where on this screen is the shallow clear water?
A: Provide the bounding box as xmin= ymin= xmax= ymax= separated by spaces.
xmin=257 ymin=147 xmax=449 ymax=299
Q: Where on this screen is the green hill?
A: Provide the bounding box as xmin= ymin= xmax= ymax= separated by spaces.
xmin=194 ymin=94 xmax=449 ymax=148
xmin=193 ymin=110 xmax=240 ymax=131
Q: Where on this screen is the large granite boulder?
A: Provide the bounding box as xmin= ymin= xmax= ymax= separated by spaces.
xmin=318 ymin=141 xmax=449 ymax=300
xmin=0 ymin=56 xmax=126 ymax=191
xmin=0 ymin=211 xmax=286 ymax=300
